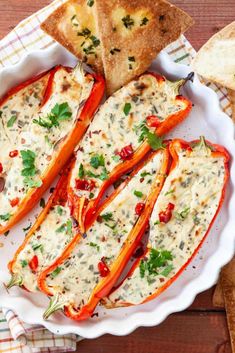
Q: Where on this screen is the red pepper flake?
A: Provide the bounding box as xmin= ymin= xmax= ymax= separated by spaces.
xmin=118 ymin=144 xmax=134 ymax=160
xmin=98 ymin=257 xmax=110 ymax=277
xmin=10 ymin=197 xmax=20 ymax=207
xmin=0 ymin=163 xmax=3 ymax=173
xmin=146 ymin=115 xmax=161 ymax=128
xmin=75 ymin=179 xmax=95 ymax=191
xmin=9 ymin=150 xmax=18 ymax=158
xmin=28 ymin=255 xmax=38 ymax=272
xmin=135 ymin=202 xmax=145 ymax=215
xmin=159 ymin=202 xmax=175 ymax=223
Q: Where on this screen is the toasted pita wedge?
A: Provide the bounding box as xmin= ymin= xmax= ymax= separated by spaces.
xmin=228 ymin=89 xmax=235 ymax=122
xmin=41 ymin=0 xmax=103 ymax=73
xmin=94 ymin=0 xmax=193 ymax=95
xmin=213 ymin=276 xmax=225 ymax=308
xmin=221 ymin=257 xmax=235 ymax=353
xmin=193 ymin=21 xmax=235 ymax=90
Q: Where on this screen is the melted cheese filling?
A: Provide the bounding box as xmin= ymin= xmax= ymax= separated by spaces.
xmin=13 ymin=205 xmax=76 ymax=292
xmin=45 ymin=151 xmax=164 ymax=310
xmin=106 ymin=144 xmax=225 ymax=306
xmin=0 ymin=68 xmax=93 ymax=224
xmin=70 ymin=74 xmax=185 ymax=199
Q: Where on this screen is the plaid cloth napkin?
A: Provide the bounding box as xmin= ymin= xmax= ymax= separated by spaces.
xmin=0 ymin=0 xmax=232 ymax=352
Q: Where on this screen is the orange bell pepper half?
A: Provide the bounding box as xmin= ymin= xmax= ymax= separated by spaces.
xmin=37 ymin=146 xmax=170 ymax=321
xmin=66 ymin=72 xmax=193 ymax=233
xmin=102 ymin=137 xmax=230 ymax=308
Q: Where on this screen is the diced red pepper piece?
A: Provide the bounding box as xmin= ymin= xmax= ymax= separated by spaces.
xmin=10 ymin=198 xmax=20 ymax=207
xmin=159 ymin=202 xmax=175 ymax=223
xmin=135 ymin=202 xmax=145 ymax=215
xmin=29 ymin=255 xmax=38 ymax=272
xmin=0 ymin=163 xmax=3 ymax=173
xmin=146 ymin=115 xmax=161 ymax=128
xmin=9 ymin=150 xmax=18 ymax=158
xmin=75 ymin=179 xmax=95 ymax=191
xmin=98 ymin=257 xmax=110 ymax=277
xmin=118 ymin=145 xmax=134 ymax=160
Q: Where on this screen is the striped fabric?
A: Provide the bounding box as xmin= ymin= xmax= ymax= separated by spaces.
xmin=0 ymin=0 xmax=232 ymax=352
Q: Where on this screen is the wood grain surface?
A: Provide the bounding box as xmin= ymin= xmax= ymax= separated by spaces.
xmin=0 ymin=1 xmax=235 ymax=352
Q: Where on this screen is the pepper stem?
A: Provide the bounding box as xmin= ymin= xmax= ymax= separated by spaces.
xmin=6 ymin=274 xmax=23 ymax=290
xmin=72 ymin=61 xmax=85 ymax=85
xmin=43 ymin=294 xmax=66 ymax=320
xmin=169 ymin=72 xmax=194 ymax=95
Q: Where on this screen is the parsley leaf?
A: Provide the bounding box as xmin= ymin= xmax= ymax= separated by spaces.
xmin=140 ymin=249 xmax=173 ymax=278
xmin=122 ymin=15 xmax=134 ymax=29
xmin=100 ymin=212 xmax=113 ymax=221
xmin=89 ymin=242 xmax=100 ymax=251
xmin=140 ymin=17 xmax=149 ymax=26
xmin=33 ymin=102 xmax=72 ymax=129
xmin=175 ymin=207 xmax=190 ymax=221
xmin=57 ymin=206 xmax=64 ymax=216
xmin=56 ymin=219 xmax=73 ymax=235
xmin=32 ymin=243 xmax=43 ymax=252
xmin=51 ymin=267 xmax=62 ymax=279
xmin=78 ymin=163 xmax=85 ymax=178
xmin=20 ymin=260 xmax=28 ymax=268
xmin=20 ymin=150 xmax=36 ymax=177
xmin=123 ymin=102 xmax=131 ymax=116
xmin=23 ymin=177 xmax=42 ymax=189
xmin=134 ymin=121 xmax=164 ymax=150
xmin=0 ymin=213 xmax=11 ymax=221
xmin=90 ymin=154 xmax=105 ymax=169
xmin=134 ymin=190 xmax=143 ymax=198
xmin=7 ymin=115 xmax=17 ymax=128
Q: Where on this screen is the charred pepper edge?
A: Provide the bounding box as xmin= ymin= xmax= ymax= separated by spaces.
xmin=0 ymin=67 xmax=105 ymax=235
xmin=103 ymin=138 xmax=230 ymax=308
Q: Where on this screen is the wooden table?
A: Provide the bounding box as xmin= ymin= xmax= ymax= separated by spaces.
xmin=1 ymin=1 xmax=235 ymax=352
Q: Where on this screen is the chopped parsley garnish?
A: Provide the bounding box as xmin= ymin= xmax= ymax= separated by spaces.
xmin=90 ymin=35 xmax=100 ymax=47
xmin=175 ymin=207 xmax=190 ymax=221
xmin=140 ymin=249 xmax=173 ymax=278
xmin=122 ymin=15 xmax=134 ymax=29
xmin=7 ymin=115 xmax=17 ymax=128
xmin=51 ymin=267 xmax=62 ymax=279
xmin=20 ymin=150 xmax=36 ymax=177
xmin=134 ymin=121 xmax=164 ymax=150
xmin=40 ymin=198 xmax=45 ymax=208
xmin=33 ymin=102 xmax=72 ymax=129
xmin=112 ymin=155 xmax=121 ymax=163
xmin=87 ymin=0 xmax=94 ymax=6
xmin=56 ymin=220 xmax=73 ymax=234
xmin=23 ymin=177 xmax=42 ymax=189
xmin=128 ymin=56 xmax=135 ymax=62
xmin=78 ymin=163 xmax=85 ymax=178
xmin=193 ymin=215 xmax=200 ymax=225
xmin=134 ymin=190 xmax=143 ymax=198
xmin=77 ymin=28 xmax=91 ymax=38
xmin=32 ymin=243 xmax=43 ymax=252
xmin=83 ymin=45 xmax=95 ymax=55
xmin=0 ymin=213 xmax=11 ymax=221
xmin=123 ymin=102 xmax=131 ymax=116
xmin=154 ymin=220 xmax=160 ymax=225
xmin=86 ymin=167 xmax=108 ymax=181
xmin=90 ymin=154 xmax=105 ymax=169
xmin=165 ymin=189 xmax=174 ymax=196
xmin=110 ymin=48 xmax=121 ymax=55
xmin=44 ymin=135 xmax=52 ymax=147
xmin=140 ymin=171 xmax=151 ymax=178
xmin=23 ymin=223 xmax=32 ymax=232
xmin=89 ymin=242 xmax=100 ymax=251
xmin=140 ymin=17 xmax=149 ymax=26
xmin=89 ymin=192 xmax=94 ymax=199
xmin=57 ymin=206 xmax=64 ymax=216
xmin=20 ymin=260 xmax=28 ymax=268
xmin=100 ymin=212 xmax=113 ymax=221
